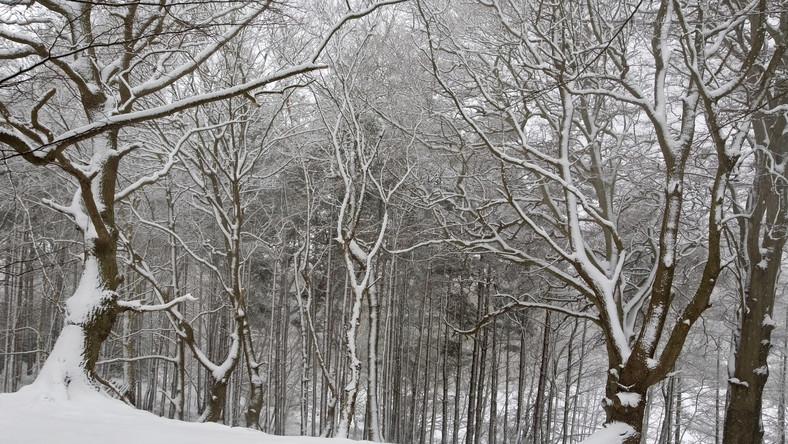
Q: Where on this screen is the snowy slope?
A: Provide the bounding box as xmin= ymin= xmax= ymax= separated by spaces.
xmin=0 ymin=386 xmax=369 ymax=444
xmin=579 ymin=422 xmax=636 ymax=444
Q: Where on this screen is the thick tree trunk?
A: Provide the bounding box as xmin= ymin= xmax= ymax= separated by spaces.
xmin=605 ymin=391 xmax=648 ymax=444
xmin=200 ymin=378 xmax=228 ymax=423
xmin=34 ymin=243 xmax=119 ymax=398
xmin=602 ymin=354 xmax=651 ymax=444
xmin=723 ymin=271 xmax=778 ymax=444
xmin=723 ymin=66 xmax=787 ymax=444
xmin=30 ymin=126 xmax=123 ymax=400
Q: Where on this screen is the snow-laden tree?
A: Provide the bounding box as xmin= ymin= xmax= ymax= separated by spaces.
xmin=413 ymin=0 xmax=784 ymax=441
xmin=313 ymin=48 xmax=413 ymax=439
xmin=0 ymin=0 xmax=402 ymax=399
xmin=724 ymin=11 xmax=788 ymax=442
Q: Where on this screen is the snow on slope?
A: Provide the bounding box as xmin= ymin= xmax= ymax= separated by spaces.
xmin=579 ymin=421 xmax=637 ymax=444
xmin=0 ymin=385 xmax=370 ymax=444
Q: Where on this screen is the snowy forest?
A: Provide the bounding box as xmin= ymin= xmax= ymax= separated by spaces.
xmin=0 ymin=1 xmax=785 ymax=443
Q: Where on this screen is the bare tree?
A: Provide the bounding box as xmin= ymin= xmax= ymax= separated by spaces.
xmin=724 ymin=12 xmax=788 ymax=442
xmin=412 ymin=0 xmax=783 ymax=441
xmin=0 ymin=0 xmax=403 ymax=399
xmin=314 ymin=38 xmax=413 ymax=437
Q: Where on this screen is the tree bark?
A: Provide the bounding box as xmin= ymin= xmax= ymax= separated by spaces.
xmin=723 ymin=51 xmax=787 ymax=443
xmin=531 ymin=310 xmax=551 ymax=444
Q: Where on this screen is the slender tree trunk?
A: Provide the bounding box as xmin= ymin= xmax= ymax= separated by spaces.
xmin=419 ymin=292 xmax=434 ymax=444
xmin=366 ymin=263 xmax=383 ymax=441
xmin=658 ymin=376 xmax=674 ymax=444
xmin=515 ymin=321 xmax=527 ymax=443
xmin=453 ymin=311 xmax=462 ymax=444
xmin=503 ymin=323 xmax=511 ymax=444
xmin=122 ymin=311 xmax=137 ymax=406
xmin=780 ymin=319 xmax=787 ymax=444
xmin=336 ymin=283 xmax=364 ymax=438
xmin=531 ymin=310 xmax=551 ymax=444
xmin=571 ymin=320 xmax=588 ymax=440
xmin=488 ymin=294 xmax=498 ymax=444
xmin=640 ymin=390 xmax=652 ymax=444
xmin=429 ymin=318 xmax=440 ymax=444
xmin=465 ymin=289 xmax=481 ymax=444
xmin=674 ymin=374 xmax=682 ymax=443
xmin=441 ymin=297 xmax=449 ymax=444
xmin=562 ymin=319 xmax=578 ymax=444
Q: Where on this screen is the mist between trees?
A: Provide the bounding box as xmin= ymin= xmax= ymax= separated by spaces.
xmin=0 ymin=1 xmax=786 ymax=443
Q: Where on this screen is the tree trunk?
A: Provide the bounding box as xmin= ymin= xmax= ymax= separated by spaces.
xmin=200 ymin=378 xmax=229 ymax=423
xmin=723 ymin=62 xmax=787 ymax=443
xmin=780 ymin=321 xmax=787 ymax=444
xmin=465 ymin=287 xmax=481 ymax=444
xmin=336 ymin=284 xmax=363 ymax=438
xmin=604 ymin=384 xmax=648 ymax=444
xmin=365 ymin=263 xmax=383 ymax=441
xmin=26 ymin=114 xmax=127 ymax=405
xmin=441 ymin=300 xmax=449 ymax=444
xmin=531 ymin=310 xmax=551 ymax=444
xmin=35 ymin=246 xmax=120 ymax=397
xmin=562 ymin=319 xmax=579 ymax=444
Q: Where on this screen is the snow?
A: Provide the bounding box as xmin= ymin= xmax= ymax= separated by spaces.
xmin=212 ymin=333 xmax=240 ymax=380
xmin=616 ymin=392 xmax=642 ymax=407
xmin=0 ymin=388 xmax=371 ymax=444
xmin=65 ymin=257 xmax=113 ymax=324
xmin=763 ymin=314 xmax=777 ymax=328
xmin=639 ymin=304 xmax=664 ymax=353
xmin=580 ymin=422 xmax=637 ymax=444
xmin=729 ymin=377 xmax=749 ymax=388
xmin=28 ymin=325 xmax=94 ymax=400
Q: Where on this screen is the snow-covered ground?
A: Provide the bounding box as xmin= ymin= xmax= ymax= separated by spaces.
xmin=0 ymin=385 xmax=367 ymax=444
xmin=579 ymin=422 xmax=636 ymax=444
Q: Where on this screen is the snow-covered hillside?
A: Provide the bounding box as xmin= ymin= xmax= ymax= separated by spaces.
xmin=0 ymin=387 xmax=368 ymax=444
xmin=0 ymin=384 xmax=638 ymax=444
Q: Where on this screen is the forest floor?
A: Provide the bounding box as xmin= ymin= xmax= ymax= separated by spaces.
xmin=0 ymin=386 xmax=368 ymax=444
xmin=0 ymin=385 xmax=638 ymax=444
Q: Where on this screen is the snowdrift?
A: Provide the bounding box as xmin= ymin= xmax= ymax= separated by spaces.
xmin=0 ymin=385 xmax=368 ymax=444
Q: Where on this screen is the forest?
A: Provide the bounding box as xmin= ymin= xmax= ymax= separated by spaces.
xmin=0 ymin=1 xmax=786 ymax=443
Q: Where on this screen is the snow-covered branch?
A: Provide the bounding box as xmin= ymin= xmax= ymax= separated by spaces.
xmin=118 ymin=294 xmax=197 ymax=313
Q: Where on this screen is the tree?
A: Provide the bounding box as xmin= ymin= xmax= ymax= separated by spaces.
xmin=314 ymin=45 xmax=413 ymax=437
xmin=724 ymin=11 xmax=788 ymax=442
xmin=0 ymin=0 xmax=403 ymax=399
xmin=413 ymin=0 xmax=782 ymax=441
